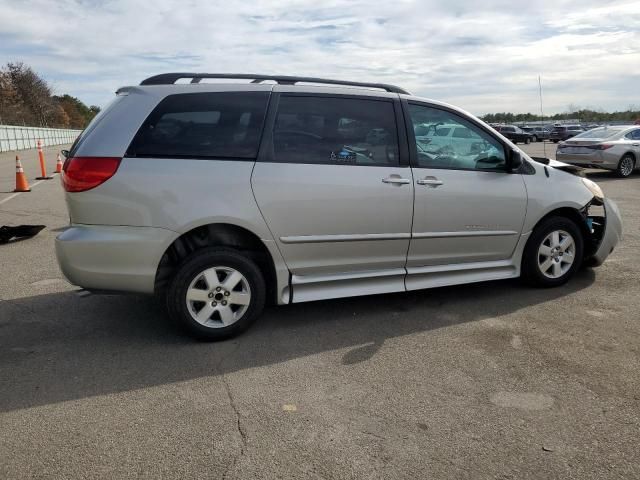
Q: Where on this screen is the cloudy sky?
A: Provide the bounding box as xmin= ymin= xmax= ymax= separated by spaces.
xmin=1 ymin=0 xmax=639 ymax=115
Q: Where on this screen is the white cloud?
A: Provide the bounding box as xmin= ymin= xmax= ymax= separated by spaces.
xmin=0 ymin=0 xmax=638 ymax=115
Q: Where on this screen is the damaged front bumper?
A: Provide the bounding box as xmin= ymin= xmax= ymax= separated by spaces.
xmin=587 ymin=197 xmax=622 ymax=267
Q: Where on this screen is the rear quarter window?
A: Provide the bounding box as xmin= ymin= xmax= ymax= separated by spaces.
xmin=127 ymin=92 xmax=269 ymax=159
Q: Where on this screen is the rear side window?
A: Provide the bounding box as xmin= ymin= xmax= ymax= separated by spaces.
xmin=127 ymin=92 xmax=269 ymax=159
xmin=271 ymin=96 xmax=399 ymax=166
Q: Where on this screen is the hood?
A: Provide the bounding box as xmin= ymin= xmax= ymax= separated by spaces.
xmin=529 ymin=156 xmax=586 ymax=177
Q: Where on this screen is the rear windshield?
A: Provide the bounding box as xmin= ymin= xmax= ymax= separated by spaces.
xmin=574 ymin=127 xmax=625 ymax=139
xmin=127 ymin=92 xmax=269 ymax=159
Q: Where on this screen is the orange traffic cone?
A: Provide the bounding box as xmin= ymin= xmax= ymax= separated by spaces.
xmin=36 ymin=139 xmax=53 ymax=180
xmin=14 ymin=156 xmax=31 ymax=192
xmin=55 ymin=153 xmax=63 ymax=173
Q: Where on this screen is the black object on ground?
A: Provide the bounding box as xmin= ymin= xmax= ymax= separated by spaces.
xmin=0 ymin=225 xmax=46 ymax=244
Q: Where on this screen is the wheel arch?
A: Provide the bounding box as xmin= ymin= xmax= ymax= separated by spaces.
xmin=621 ymin=151 xmax=636 ymax=162
xmin=154 ymin=222 xmax=280 ymax=304
xmin=524 ymin=205 xmax=590 ymax=260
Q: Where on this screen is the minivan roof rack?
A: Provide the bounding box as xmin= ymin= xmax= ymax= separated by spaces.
xmin=139 ymin=73 xmax=410 ymax=94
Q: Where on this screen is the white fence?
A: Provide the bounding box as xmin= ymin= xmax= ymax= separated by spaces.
xmin=0 ymin=125 xmax=82 ymax=153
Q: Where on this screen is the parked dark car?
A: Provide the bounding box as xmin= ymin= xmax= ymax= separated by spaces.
xmin=494 ymin=125 xmax=534 ymax=144
xmin=521 ymin=126 xmax=551 ymax=142
xmin=549 ymin=125 xmax=584 ymax=143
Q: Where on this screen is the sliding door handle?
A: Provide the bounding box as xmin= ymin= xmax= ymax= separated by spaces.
xmin=382 ymin=176 xmax=411 ymax=185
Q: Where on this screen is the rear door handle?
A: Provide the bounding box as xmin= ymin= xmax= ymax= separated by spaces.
xmin=417 ymin=177 xmax=444 ymax=187
xmin=382 ymin=176 xmax=411 ymax=185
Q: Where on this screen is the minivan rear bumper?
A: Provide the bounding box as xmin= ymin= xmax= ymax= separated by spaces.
xmin=55 ymin=224 xmax=175 ymax=294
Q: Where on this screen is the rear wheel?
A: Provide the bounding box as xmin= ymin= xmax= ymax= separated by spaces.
xmin=522 ymin=216 xmax=583 ymax=287
xmin=553 ymin=139 xmax=559 ymax=143
xmin=525 ymin=137 xmax=531 ymax=144
xmin=532 ymin=135 xmax=538 ymax=142
xmin=167 ymin=247 xmax=266 ymax=340
xmin=616 ymin=154 xmax=635 ymax=178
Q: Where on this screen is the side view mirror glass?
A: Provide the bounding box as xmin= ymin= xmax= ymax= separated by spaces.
xmin=61 ymin=150 xmax=69 ymax=158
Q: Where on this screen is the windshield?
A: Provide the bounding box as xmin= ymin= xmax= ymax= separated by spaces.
xmin=573 ymin=127 xmax=626 ymax=139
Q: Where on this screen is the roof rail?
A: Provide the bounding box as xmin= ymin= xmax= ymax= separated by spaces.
xmin=139 ymin=73 xmax=410 ymax=94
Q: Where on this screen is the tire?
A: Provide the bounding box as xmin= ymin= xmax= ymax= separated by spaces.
xmin=521 ymin=216 xmax=584 ymax=288
xmin=525 ymin=137 xmax=531 ymax=144
xmin=616 ymin=154 xmax=635 ymax=178
xmin=167 ymin=247 xmax=266 ymax=340
xmin=532 ymin=135 xmax=538 ymax=142
xmin=553 ymin=140 xmax=559 ymax=143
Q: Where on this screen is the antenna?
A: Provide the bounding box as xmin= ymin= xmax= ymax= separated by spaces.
xmin=538 ymin=75 xmax=546 ymax=157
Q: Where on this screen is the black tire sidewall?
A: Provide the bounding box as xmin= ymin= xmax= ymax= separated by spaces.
xmin=522 ymin=217 xmax=584 ymax=287
xmin=167 ymin=247 xmax=266 ymax=340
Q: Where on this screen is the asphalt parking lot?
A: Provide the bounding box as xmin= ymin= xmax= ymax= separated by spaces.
xmin=1 ymin=143 xmax=639 ymax=479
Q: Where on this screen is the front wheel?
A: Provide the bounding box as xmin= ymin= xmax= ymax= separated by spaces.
xmin=524 ymin=137 xmax=531 ymax=144
xmin=522 ymin=216 xmax=584 ymax=287
xmin=532 ymin=135 xmax=538 ymax=142
xmin=616 ymin=154 xmax=635 ymax=178
xmin=167 ymin=247 xmax=266 ymax=340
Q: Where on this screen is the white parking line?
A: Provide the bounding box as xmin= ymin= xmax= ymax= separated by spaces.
xmin=0 ymin=175 xmax=58 ymax=206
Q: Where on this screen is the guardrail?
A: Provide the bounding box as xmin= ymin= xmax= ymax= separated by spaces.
xmin=0 ymin=125 xmax=82 ymax=153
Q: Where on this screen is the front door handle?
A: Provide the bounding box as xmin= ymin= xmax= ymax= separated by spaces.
xmin=633 ymin=143 xmax=639 ymax=147
xmin=382 ymin=176 xmax=411 ymax=185
xmin=417 ymin=176 xmax=444 ymax=187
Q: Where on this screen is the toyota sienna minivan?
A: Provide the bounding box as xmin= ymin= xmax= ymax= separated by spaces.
xmin=56 ymin=73 xmax=622 ymax=339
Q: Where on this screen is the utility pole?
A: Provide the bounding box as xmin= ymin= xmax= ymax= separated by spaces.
xmin=539 ymin=75 xmax=546 ymax=157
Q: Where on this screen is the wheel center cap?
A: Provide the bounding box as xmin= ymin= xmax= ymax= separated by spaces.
xmin=214 ymin=292 xmax=224 ymax=301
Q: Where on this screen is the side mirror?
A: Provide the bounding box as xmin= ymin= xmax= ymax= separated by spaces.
xmin=61 ymin=150 xmax=69 ymax=158
xmin=509 ymin=149 xmax=523 ymax=172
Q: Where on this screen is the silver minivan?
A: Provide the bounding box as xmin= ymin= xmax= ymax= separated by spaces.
xmin=56 ymin=73 xmax=622 ymax=340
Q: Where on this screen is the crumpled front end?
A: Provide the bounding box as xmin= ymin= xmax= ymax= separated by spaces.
xmin=584 ymin=197 xmax=622 ymax=266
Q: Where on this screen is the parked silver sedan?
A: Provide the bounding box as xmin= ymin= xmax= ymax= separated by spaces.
xmin=556 ymin=125 xmax=640 ymax=178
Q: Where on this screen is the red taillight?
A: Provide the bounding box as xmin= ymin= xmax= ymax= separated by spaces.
xmin=62 ymin=156 xmax=122 ymax=192
xmin=587 ymin=144 xmax=615 ymax=150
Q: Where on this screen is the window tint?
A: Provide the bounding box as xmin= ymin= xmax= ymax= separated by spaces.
xmin=127 ymin=92 xmax=269 ymax=158
xmin=272 ymin=96 xmax=399 ymax=166
xmin=408 ymin=104 xmax=506 ymax=171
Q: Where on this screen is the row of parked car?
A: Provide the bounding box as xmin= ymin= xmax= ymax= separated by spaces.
xmin=490 ymin=124 xmax=608 ymax=144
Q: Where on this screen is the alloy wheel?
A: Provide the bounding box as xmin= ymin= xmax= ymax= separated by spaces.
xmin=185 ymin=266 xmax=251 ymax=328
xmin=620 ymin=156 xmax=634 ymax=177
xmin=537 ymin=230 xmax=576 ymax=279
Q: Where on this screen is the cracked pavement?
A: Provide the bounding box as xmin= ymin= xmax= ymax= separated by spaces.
xmin=1 ymin=143 xmax=639 ymax=479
